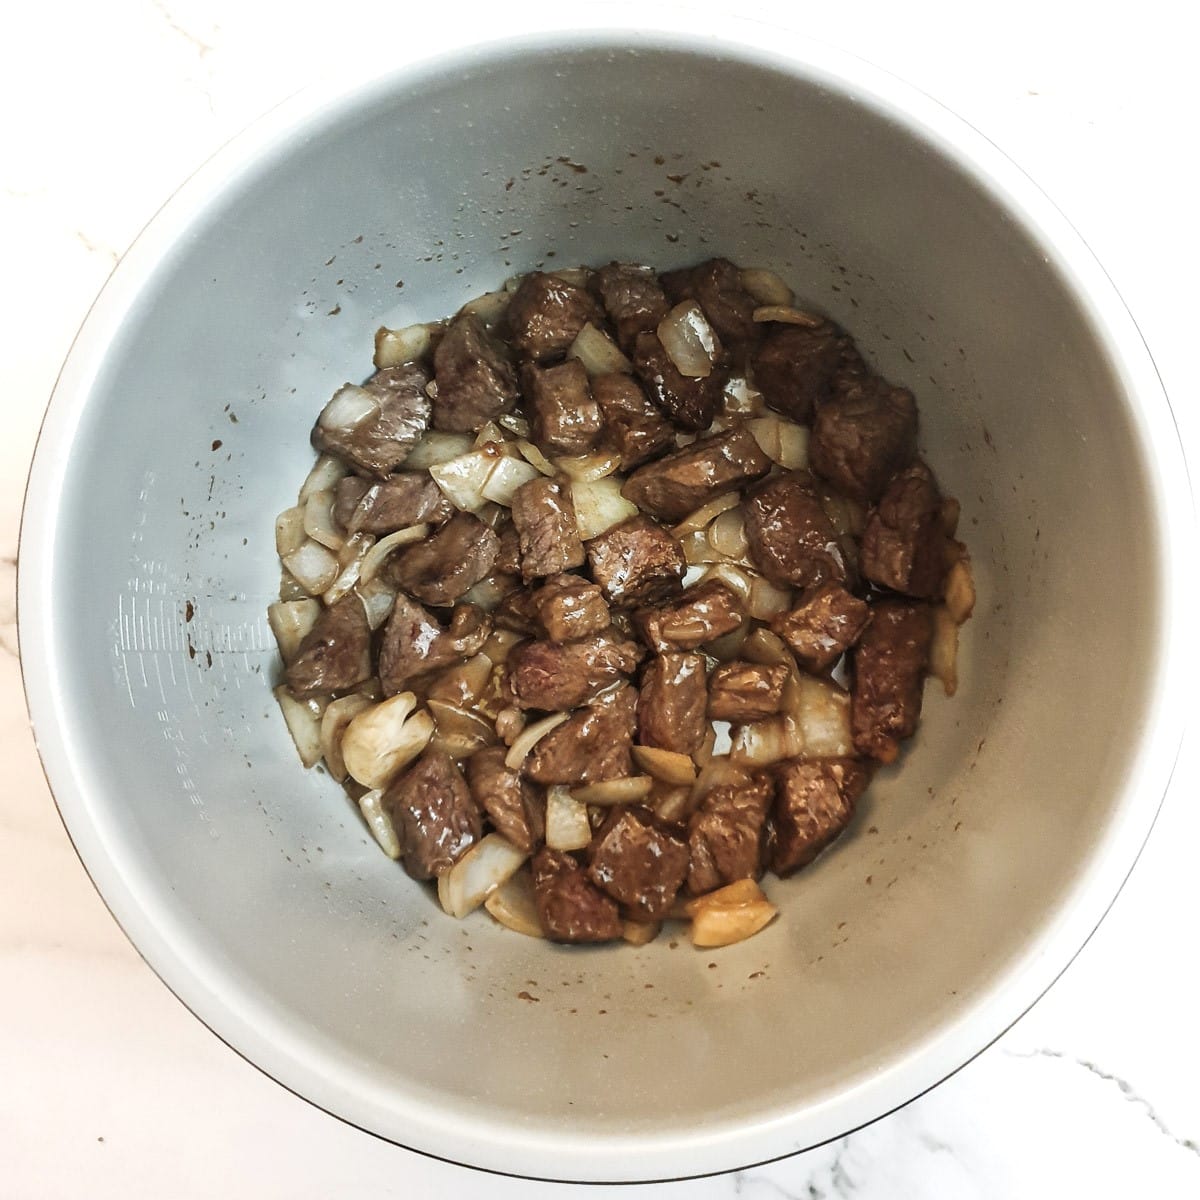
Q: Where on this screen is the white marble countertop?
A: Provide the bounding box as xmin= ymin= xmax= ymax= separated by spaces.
xmin=4 ymin=1 xmax=1198 ymax=1195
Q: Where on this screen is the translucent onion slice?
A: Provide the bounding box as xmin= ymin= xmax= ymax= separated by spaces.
xmin=516 ymin=439 xmax=557 ymax=476
xmin=622 ymin=920 xmax=661 ymax=946
xmin=317 ymin=384 xmax=379 ymax=433
xmin=554 ymin=450 xmax=621 ymax=482
xmin=374 ymin=322 xmax=434 ymax=368
xmin=746 ymin=575 xmax=792 ymax=620
xmin=282 ymin=539 xmax=340 ymax=596
xmin=651 ymin=784 xmax=694 ymax=824
xmin=700 ymin=563 xmax=753 ymax=603
xmin=945 ymin=558 xmax=976 ymax=624
xmin=751 ymin=305 xmax=823 ymax=327
xmin=275 ymin=505 xmax=307 ymax=558
xmin=273 ymin=686 xmax=325 ymax=768
xmin=320 ymin=694 xmax=374 ymax=782
xmin=473 ymin=420 xmax=512 ymax=451
xmin=687 ymin=879 xmax=778 ymax=948
xmin=550 ymin=266 xmax=591 ymax=287
xmin=484 ymin=868 xmax=545 ymax=938
xmin=681 ymin=530 xmax=728 ymax=566
xmin=569 ymin=776 xmax=654 ymax=805
xmin=658 ymin=300 xmax=718 ymax=378
xmin=707 ymin=508 xmax=749 ymax=560
xmin=571 ymin=476 xmax=638 ymax=541
xmin=481 ymin=455 xmax=542 ymax=505
xmin=730 ymin=716 xmax=797 ymax=765
xmin=341 ymin=693 xmax=435 ymax=789
xmin=426 ymin=653 xmax=494 ymax=708
xmin=742 ymin=627 xmax=794 ymax=667
xmin=427 ymin=699 xmax=499 ymax=758
xmin=481 ymin=628 xmax=524 ymax=664
xmin=673 ymin=491 xmax=740 ymax=537
xmin=358 ymin=524 xmax=430 ymax=584
xmin=704 ymin=618 xmax=752 ymax=662
xmin=497 ymin=412 xmax=531 ymax=439
xmin=632 ymin=746 xmax=697 ymax=785
xmin=567 ymin=322 xmax=633 ymax=377
xmin=267 ymin=598 xmax=321 ymax=664
xmin=722 ymin=376 xmax=766 ymax=419
xmin=357 ymin=576 xmax=397 ymax=630
xmin=437 ymin=832 xmax=528 ymax=919
xmin=747 ymin=415 xmax=809 ymax=470
xmin=430 ymin=449 xmax=505 ymax=513
xmin=739 ymin=267 xmax=794 ymax=307
xmin=403 ymin=430 xmax=474 ymax=470
xmin=545 ymin=786 xmax=593 ymax=851
xmin=504 ymin=711 xmax=570 ymax=770
xmin=323 ymin=532 xmax=375 ymax=605
xmin=357 ymin=788 xmax=402 ymax=860
xmin=462 ymin=288 xmax=511 ymax=327
xmin=299 ymin=454 xmax=349 ymax=502
xmin=787 ymin=672 xmax=854 ymax=758
xmin=930 ymin=605 xmax=959 ymax=697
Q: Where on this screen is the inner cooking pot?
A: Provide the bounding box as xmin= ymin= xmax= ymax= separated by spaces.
xmin=19 ymin=21 xmax=1187 ymax=1182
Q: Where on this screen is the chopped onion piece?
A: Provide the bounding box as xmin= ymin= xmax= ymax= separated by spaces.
xmin=473 ymin=420 xmax=511 ymax=450
xmin=485 ymin=869 xmax=544 ymax=938
xmin=622 ymin=920 xmax=661 ymax=946
xmin=277 ymin=570 xmax=309 ymax=602
xmin=945 ymin=558 xmax=976 ymax=624
xmin=704 ymin=618 xmax=752 ymax=662
xmin=403 ymin=430 xmax=474 ymax=470
xmin=438 ymin=832 xmax=528 ymax=919
xmin=747 ymin=415 xmax=809 ymax=470
xmin=504 ymin=711 xmax=570 ymax=770
xmin=940 ymin=496 xmax=962 ymax=537
xmin=320 ymin=694 xmax=373 ymax=782
xmin=652 ymin=784 xmax=694 ymax=824
xmin=550 ymin=266 xmax=591 ymax=287
xmin=633 ymin=746 xmax=697 ymax=785
xmin=739 ymin=267 xmax=794 ymax=307
xmin=707 ymin=508 xmax=749 ymax=560
xmin=681 ymin=530 xmax=727 ymax=566
xmin=275 ymin=505 xmax=307 ymax=558
xmin=673 ymin=491 xmax=740 ymax=537
xmin=497 ymin=412 xmax=531 ymax=438
xmin=571 ymin=476 xmax=638 ymax=540
xmin=495 ymin=706 xmax=525 ymax=746
xmin=357 ymin=788 xmax=402 ymax=860
xmin=273 ymin=686 xmax=325 ymax=769
xmin=516 ymin=439 xmax=557 ymax=476
xmin=722 ymin=376 xmax=766 ymax=419
xmin=687 ymin=879 xmax=778 ymax=947
xmin=283 ymin=539 xmax=340 ymax=596
xmin=658 ymin=300 xmax=718 ymax=378
xmin=751 ymin=305 xmax=823 ymax=327
xmin=545 ymin=786 xmax=593 ymax=851
xmin=317 ymin=384 xmax=379 ymax=433
xmin=341 ymin=692 xmax=435 ymax=789
xmin=787 ymin=672 xmax=854 ymax=758
xmin=427 ymin=699 xmax=499 ymax=758
xmin=481 ymin=455 xmax=542 ymax=505
xmin=298 ymin=453 xmax=348 ymax=502
xmin=324 ymin=535 xmax=374 ymax=605
xmin=747 ymin=575 xmax=792 ymax=620
xmin=459 ymin=576 xmax=512 ymax=611
xmin=374 ymin=322 xmax=434 ymax=368
xmin=358 ymin=524 xmax=430 ymax=584
xmin=554 ymin=450 xmax=621 ymax=482
xmin=699 ymin=563 xmax=753 ymax=602
xmin=427 ymin=654 xmax=495 ymax=708
xmin=357 ymin=577 xmax=397 ymax=630
xmin=462 ymin=288 xmax=511 ymax=327
xmin=570 ymin=776 xmax=654 ymax=805
xmin=481 ymin=628 xmax=524 ymax=664
xmin=567 ymin=322 xmax=633 ymax=377
xmin=430 ymin=449 xmax=505 ymax=513
xmin=267 ymin=598 xmax=321 ymax=664
xmin=930 ymin=605 xmax=959 ymax=696
xmin=730 ymin=716 xmax=797 ymax=765
xmin=742 ymin=627 xmax=794 ymax=667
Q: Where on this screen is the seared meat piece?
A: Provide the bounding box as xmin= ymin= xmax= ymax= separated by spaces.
xmin=591 ymin=374 xmax=674 ymax=471
xmin=505 ymin=272 xmax=603 ymax=362
xmin=634 ymin=580 xmax=744 ymax=653
xmin=531 ymin=847 xmax=622 ymax=943
xmin=586 ymin=807 xmax=689 ymax=920
xmin=744 ymin=472 xmax=850 ymax=589
xmin=687 ymin=766 xmax=773 ymax=894
xmin=621 ymin=428 xmax=771 ymax=523
xmin=585 ymin=515 xmax=685 ymax=607
xmin=379 ymin=596 xmax=490 ymax=694
xmin=531 ymin=574 xmax=610 ymax=642
xmin=431 ymin=312 xmax=519 ymax=432
xmin=770 ymin=757 xmax=872 ymax=876
xmin=510 ymin=477 xmax=585 ymax=580
xmin=312 ymin=364 xmax=431 ymax=479
xmin=751 ymin=322 xmax=863 ymax=424
xmin=333 ymin=472 xmax=452 ymax=535
xmin=494 ymin=587 xmax=541 ymax=635
xmin=638 ymin=652 xmax=708 ymax=754
xmin=284 ymin=595 xmax=372 ymax=697
xmin=809 ymin=375 xmax=918 ymax=503
xmin=771 ymin=583 xmax=872 ymax=673
xmin=387 ymin=512 xmax=499 ymax=606
xmin=632 ymin=330 xmax=727 ymax=431
xmin=707 ymin=661 xmax=788 ymax=722
xmin=595 ymin=262 xmax=671 ymax=352
xmin=851 ymin=599 xmax=933 ymax=762
xmin=522 ymin=359 xmax=605 ymax=456
xmin=507 ymin=631 xmax=643 ymax=711
xmin=525 ymin=685 xmax=638 ymax=785
xmin=383 ymin=748 xmax=482 ymax=880
xmin=860 ymin=461 xmax=948 ymax=598
xmin=494 ymin=521 xmax=522 ymax=576
xmin=465 ymin=745 xmax=544 ymax=852
xmin=661 ymin=257 xmax=762 ymax=366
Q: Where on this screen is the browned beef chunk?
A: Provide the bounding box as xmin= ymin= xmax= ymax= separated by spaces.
xmin=431 ymin=312 xmax=519 ymax=432
xmin=591 ymin=374 xmax=674 ymax=470
xmin=531 ymin=847 xmax=622 ymax=942
xmin=379 ymin=596 xmax=490 ymax=695
xmin=851 ymin=599 xmax=933 ymax=763
xmin=621 ymin=428 xmax=772 ymax=523
xmin=386 ymin=512 xmax=499 ymax=606
xmin=594 ymin=262 xmax=671 ymax=352
xmin=510 ymin=477 xmax=585 ymax=580
xmin=585 ymin=515 xmax=685 ymax=607
xmin=522 ymin=359 xmax=605 ymax=455
xmin=284 ymin=595 xmax=372 ymax=696
xmin=632 ymin=330 xmax=727 ymax=431
xmin=638 ymin=652 xmax=708 ymax=754
xmin=771 ymin=583 xmax=872 ymax=673
xmin=531 ymin=574 xmax=610 ymax=642
xmin=505 ymin=272 xmax=603 ymax=362
xmin=744 ymin=472 xmax=850 ymax=589
xmin=687 ymin=767 xmax=773 ymax=894
xmin=465 ymin=745 xmax=544 ymax=852
xmin=333 ymin=472 xmax=452 ymax=535
xmin=586 ymin=807 xmax=689 ymax=921
xmin=860 ymin=461 xmax=948 ymax=598
xmin=770 ymin=757 xmax=872 ymax=876
xmin=312 ymin=364 xmax=432 ymax=479
xmin=494 ymin=587 xmax=541 ymax=635
xmin=525 ymin=685 xmax=638 ymax=784
xmin=634 ymin=580 xmax=744 ymax=653
xmin=493 ymin=521 xmax=522 ymax=576
xmin=809 ymin=375 xmax=918 ymax=502
xmin=507 ymin=631 xmax=643 ymax=711
xmin=751 ymin=322 xmax=864 ymax=424
xmin=661 ymin=257 xmax=762 ymax=366
xmin=383 ymin=748 xmax=481 ymax=880
xmin=707 ymin=661 xmax=788 ymax=722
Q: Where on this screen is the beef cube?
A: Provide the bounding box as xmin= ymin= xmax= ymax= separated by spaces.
xmin=505 ymin=272 xmax=603 ymax=362
xmin=851 ymin=599 xmax=933 ymax=762
xmin=531 ymin=574 xmax=610 ymax=642
xmin=638 ymin=652 xmax=708 ymax=754
xmin=771 ymin=583 xmax=873 ymax=673
xmin=510 ymin=476 xmax=585 ymax=580
xmin=751 ymin=322 xmax=864 ymax=424
xmin=333 ymin=472 xmax=452 ymax=535
xmin=493 ymin=521 xmax=523 ymax=576
xmin=431 ymin=312 xmax=520 ymax=432
xmin=632 ymin=330 xmax=727 ymax=431
xmin=591 ymin=374 xmax=674 ymax=470
xmin=661 ymin=257 xmax=762 ymax=366
xmin=507 ymin=631 xmax=643 ymax=711
xmin=522 ymin=359 xmax=605 ymax=456
xmin=621 ymin=428 xmax=772 ymax=523
xmin=531 ymin=847 xmax=622 ymax=943
xmin=379 ymin=596 xmax=491 ymax=694
xmin=707 ymin=661 xmax=788 ymax=722
xmin=284 ymin=595 xmax=372 ymax=697
xmin=686 ymin=767 xmax=774 ymax=894
xmin=744 ymin=472 xmax=850 ymax=589
xmin=494 ymin=587 xmax=541 ymax=635
xmin=770 ymin=757 xmax=872 ymax=876
xmin=586 ymin=807 xmax=689 ymax=921
xmin=383 ymin=748 xmax=482 ymax=880
xmin=595 ymin=262 xmax=671 ymax=352
xmin=387 ymin=512 xmax=499 ymax=606
xmin=525 ymin=685 xmax=638 ymax=785
xmin=634 ymin=580 xmax=744 ymax=653
xmin=465 ymin=745 xmax=545 ymax=852
xmin=809 ymin=374 xmax=918 ymax=503
xmin=585 ymin=515 xmax=685 ymax=607
xmin=312 ymin=364 xmax=432 ymax=479
xmin=860 ymin=461 xmax=948 ymax=598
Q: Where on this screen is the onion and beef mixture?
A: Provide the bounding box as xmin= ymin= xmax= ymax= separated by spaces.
xmin=269 ymin=259 xmax=975 ymax=949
